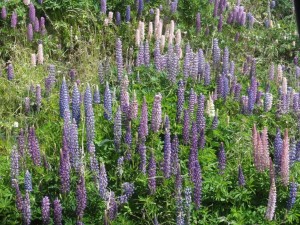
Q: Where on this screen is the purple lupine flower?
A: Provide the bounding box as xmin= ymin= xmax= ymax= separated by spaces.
xmin=29 ymin=3 xmax=36 ymax=24
xmin=1 ymin=7 xmax=7 ymax=19
xmin=11 ymin=11 xmax=17 ymax=28
xmin=264 ymin=93 xmax=273 ymax=112
xmin=287 ymin=182 xmax=298 ymax=210
xmin=27 ymin=24 xmax=33 ymax=41
xmin=144 ymin=40 xmax=150 ymax=67
xmin=24 ymin=170 xmax=33 ymax=192
xmin=125 ymin=6 xmax=131 ymax=22
xmin=274 ymin=128 xmax=283 ymax=174
xmin=217 ymin=75 xmax=224 ymax=99
xmin=104 ymin=82 xmax=112 ymax=120
xmin=213 ymin=38 xmax=220 ymax=67
xmin=119 ymin=182 xmax=135 ymax=204
xmin=138 ymin=97 xmax=148 ymax=140
xmin=196 ymin=94 xmax=206 ymax=132
xmin=192 ymin=159 xmax=202 ymax=209
xmin=60 ymin=135 xmax=70 ymax=193
xmin=36 ymin=84 xmax=42 ymax=111
xmin=196 ymin=13 xmax=201 ymax=33
xmin=234 ymin=83 xmax=241 ymax=101
xmin=116 ymin=12 xmax=121 ymax=26
xmin=137 ymin=43 xmax=145 ymax=67
xmin=53 ymin=198 xmax=62 ymax=225
xmin=25 ymin=97 xmax=30 ymax=115
xmin=182 ymin=109 xmax=190 ymax=145
xmin=28 ymin=126 xmax=41 ymax=166
xmin=116 ymin=38 xmax=123 ymax=82
xmin=154 ymin=40 xmax=161 ymax=71
xmin=198 ymin=128 xmax=205 ymax=149
xmin=76 ymin=174 xmax=87 ymax=219
xmin=100 ymin=0 xmax=106 ymax=14
xmin=69 ymin=120 xmax=81 ymax=172
xmin=296 ymin=141 xmax=300 ymax=162
xmin=34 ymin=17 xmax=40 ymax=32
xmin=22 ymin=191 xmax=31 ymax=225
xmin=116 ymin=156 xmax=124 ymax=177
xmin=238 ymin=164 xmax=245 ymax=186
xmin=183 ymin=48 xmax=191 ymax=80
xmin=163 ymin=116 xmax=172 ymax=178
xmin=10 ymin=146 xmax=19 ymax=180
xmin=148 ymin=151 xmax=156 ymax=194
xmin=72 ymin=83 xmax=81 ymax=125
xmin=204 ymin=63 xmax=211 ymax=85
xmin=189 ymin=122 xmax=198 ymax=178
xmin=248 ymin=77 xmax=257 ymax=113
xmin=93 ymin=85 xmax=101 ymax=104
xmin=270 ymin=1 xmax=276 ymax=9
xmin=40 ymin=17 xmax=46 ymax=35
xmin=59 ymin=77 xmax=69 ymax=118
xmin=138 ymin=0 xmax=144 ymax=17
xmin=99 ymin=163 xmax=108 ymax=199
xmin=114 ymin=106 xmax=122 ymax=151
xmin=218 ymin=14 xmax=223 ymax=32
xmin=190 ymin=52 xmax=198 ymax=81
xmin=12 ymin=179 xmax=23 ymax=212
xmin=88 ymin=143 xmax=99 ymax=173
xmin=213 ymin=0 xmax=219 ymax=17
xmin=198 ymin=49 xmax=205 ymax=76
xmin=171 ymin=135 xmax=180 ymax=175
xmin=269 ymin=63 xmax=275 ymax=80
xmin=107 ymin=191 xmax=118 ymax=220
xmin=124 ymin=121 xmax=132 ymax=147
xmin=230 ymin=61 xmax=235 ymax=76
xmin=138 ymin=141 xmax=147 ymax=174
xmin=184 ymin=187 xmax=192 ymax=224
xmin=188 ymin=88 xmax=197 ymax=117
xmin=176 ymin=79 xmax=185 ymax=122
xmin=218 ymin=142 xmax=226 ymax=174
xmin=18 ymin=129 xmax=25 ymax=158
xmin=7 ymin=63 xmax=14 ymax=80
xmin=151 ymin=93 xmax=162 ymax=133
xmin=222 ymin=47 xmax=229 ymax=75
xmin=42 ymin=196 xmax=50 ymax=225
xmin=289 ymin=138 xmax=296 ymax=167
xmin=211 ymin=114 xmax=219 ymax=129
xmin=84 ymin=84 xmax=95 ymax=147
xmin=129 ymin=91 xmax=138 ymax=120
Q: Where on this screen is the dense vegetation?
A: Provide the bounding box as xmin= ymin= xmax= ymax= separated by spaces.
xmin=0 ymin=0 xmax=300 ymax=224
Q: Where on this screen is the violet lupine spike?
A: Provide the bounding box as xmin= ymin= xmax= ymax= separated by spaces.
xmin=42 ymin=196 xmax=50 ymax=225
xmin=211 ymin=114 xmax=219 ymax=130
xmin=148 ymin=151 xmax=157 ymax=194
xmin=212 ymin=38 xmax=220 ymax=67
xmin=196 ymin=94 xmax=206 ymax=132
xmin=188 ymin=89 xmax=197 ymax=117
xmin=93 ymin=85 xmax=101 ymax=104
xmin=176 ymin=79 xmax=185 ymax=122
xmin=138 ymin=97 xmax=148 ymax=141
xmin=29 ymin=3 xmax=36 ymax=24
xmin=137 ymin=43 xmax=145 ymax=67
xmin=281 ymin=129 xmax=289 ymax=186
xmin=154 ymin=40 xmax=161 ymax=71
xmin=53 ymin=198 xmax=62 ymax=225
xmin=184 ymin=187 xmax=192 ymax=225
xmin=59 ymin=77 xmax=70 ymax=118
xmin=104 ymin=82 xmax=112 ymax=120
xmin=28 ymin=126 xmax=41 ymax=166
xmin=100 ymin=0 xmax=107 ymax=14
xmin=151 ymin=93 xmax=162 ymax=133
xmin=22 ymin=191 xmax=31 ymax=225
xmin=189 ymin=122 xmax=198 ymax=179
xmin=265 ymin=179 xmax=276 ymax=221
xmin=72 ymin=83 xmax=81 ymax=125
xmin=69 ymin=120 xmax=81 ymax=172
xmin=182 ymin=109 xmax=190 ymax=145
xmin=198 ymin=128 xmax=205 ymax=149
xmin=183 ymin=52 xmax=190 ymax=80
xmin=99 ymin=163 xmax=108 ymax=199
xmin=84 ymin=84 xmax=95 ymax=147
xmin=198 ymin=49 xmax=205 ymax=77
xmin=274 ymin=128 xmax=283 ymax=174
xmin=88 ymin=143 xmax=99 ymax=174
xmin=238 ymin=164 xmax=245 ymax=186
xmin=218 ymin=142 xmax=226 ymax=174
xmin=12 ymin=179 xmax=23 ymax=212
xmin=107 ymin=191 xmax=118 ymax=220
xmin=139 ymin=141 xmax=147 ymax=174
xmin=36 ymin=84 xmax=42 ymax=111
xmin=264 ymin=93 xmax=273 ymax=112
xmin=119 ymin=182 xmax=135 ymax=204
xmin=196 ymin=12 xmax=201 ymax=34
xmin=60 ymin=139 xmax=70 ymax=194
xmin=40 ymin=17 xmax=46 ymax=35
xmin=171 ymin=135 xmax=180 ymax=175
xmin=192 ymin=159 xmax=202 ymax=209
xmin=116 ymin=12 xmax=121 ymax=26
xmin=129 ymin=91 xmax=138 ymax=120
xmin=124 ymin=121 xmax=132 ymax=147
xmin=25 ymin=170 xmax=33 ymax=192
xmin=10 ymin=146 xmax=19 ymax=180
xmin=11 ymin=11 xmax=17 ymax=28
xmin=218 ymin=14 xmax=223 ymax=32
xmin=27 ymin=24 xmax=33 ymax=41
xmin=1 ymin=7 xmax=7 ymax=19
xmin=163 ymin=117 xmax=172 ymax=179
xmin=76 ymin=174 xmax=87 ymax=220
xmin=117 ymin=156 xmax=124 ymax=177
xmin=290 ymin=138 xmax=296 ymax=167
xmin=18 ymin=129 xmax=25 ymax=158
xmin=114 ymin=106 xmax=122 ymax=151
xmin=222 ymin=47 xmax=229 ymax=75
xmin=34 ymin=17 xmax=40 ymax=32
xmin=7 ymin=63 xmax=14 ymax=80
xmin=287 ymin=182 xmax=298 ymax=210
xmin=125 ymin=6 xmax=131 ymax=22
xmin=116 ymin=38 xmax=123 ymax=82
xmin=204 ymin=63 xmax=211 ymax=86
xmin=138 ymin=0 xmax=144 ymax=17
xmin=144 ymin=40 xmax=150 ymax=67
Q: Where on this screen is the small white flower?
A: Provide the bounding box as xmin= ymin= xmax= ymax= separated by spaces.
xmin=13 ymin=122 xmax=19 ymax=128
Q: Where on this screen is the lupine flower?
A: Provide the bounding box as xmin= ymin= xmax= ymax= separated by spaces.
xmin=99 ymin=163 xmax=108 ymax=199
xmin=119 ymin=182 xmax=135 ymax=204
xmin=148 ymin=151 xmax=156 ymax=194
xmin=290 ymin=138 xmax=296 ymax=167
xmin=34 ymin=17 xmax=40 ymax=32
xmin=28 ymin=126 xmax=41 ymax=166
xmin=116 ymin=12 xmax=121 ymax=26
xmin=204 ymin=63 xmax=211 ymax=85
xmin=129 ymin=91 xmax=138 ymax=120
xmin=218 ymin=14 xmax=223 ymax=32
xmin=25 ymin=97 xmax=30 ymax=115
xmin=36 ymin=84 xmax=42 ymax=111
xmin=212 ymin=38 xmax=220 ymax=67
xmin=29 ymin=3 xmax=36 ymax=24
xmin=218 ymin=142 xmax=226 ymax=174
xmin=274 ymin=128 xmax=283 ymax=174
xmin=126 ymin=6 xmax=131 ymax=22
xmin=184 ymin=187 xmax=192 ymax=224
xmin=154 ymin=40 xmax=161 ymax=71
xmin=144 ymin=40 xmax=150 ymax=66
xmin=24 ymin=170 xmax=33 ymax=192
xmin=40 ymin=17 xmax=46 ymax=35
xmin=196 ymin=94 xmax=206 ymax=132
xmin=59 ymin=77 xmax=69 ymax=118
xmin=265 ymin=178 xmax=276 ymax=220
xmin=116 ymin=38 xmax=123 ymax=82
xmin=138 ymin=97 xmax=148 ymax=140
xmin=27 ymin=24 xmax=33 ymax=41
xmin=281 ymin=129 xmax=289 ymax=186
xmin=10 ymin=146 xmax=19 ymax=181
xmin=69 ymin=120 xmax=81 ymax=172
xmin=114 ymin=106 xmax=122 ymax=151
xmin=11 ymin=11 xmax=17 ymax=28
xmin=138 ymin=141 xmax=147 ymax=174
xmin=124 ymin=121 xmax=132 ymax=147
xmin=72 ymin=83 xmax=81 ymax=125
xmin=104 ymin=82 xmax=112 ymax=120
xmin=93 ymin=85 xmax=101 ymax=104
xmin=18 ymin=129 xmax=25 ymax=158
xmin=171 ymin=135 xmax=180 ymax=175
xmin=60 ymin=138 xmax=70 ymax=193
xmin=183 ymin=51 xmax=191 ymax=80
xmin=176 ymin=80 xmax=185 ymax=122
xmin=42 ymin=196 xmax=50 ymax=225
xmin=151 ymin=93 xmax=162 ymax=133
xmin=22 ymin=191 xmax=31 ymax=225
xmin=7 ymin=63 xmax=14 ymax=80
xmin=53 ymin=198 xmax=62 ymax=225
xmin=12 ymin=179 xmax=23 ymax=212
xmin=188 ymin=88 xmax=197 ymax=117
xmin=100 ymin=0 xmax=106 ymax=14
xmin=196 ymin=13 xmax=201 ymax=33
xmin=1 ymin=7 xmax=7 ymax=19
xmin=238 ymin=165 xmax=245 ymax=186
xmin=88 ymin=142 xmax=99 ymax=173
xmin=192 ymin=159 xmax=202 ymax=209
xmin=138 ymin=0 xmax=144 ymax=17
xmin=76 ymin=174 xmax=87 ymax=219
xmin=264 ymin=93 xmax=273 ymax=112
xmin=163 ymin=117 xmax=172 ymax=178
xmin=84 ymin=84 xmax=95 ymax=147
xmin=107 ymin=191 xmax=118 ymax=220
xmin=182 ymin=110 xmax=190 ymax=145
xmin=287 ymin=182 xmax=298 ymax=210
xmin=189 ymin=122 xmax=198 ymax=178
